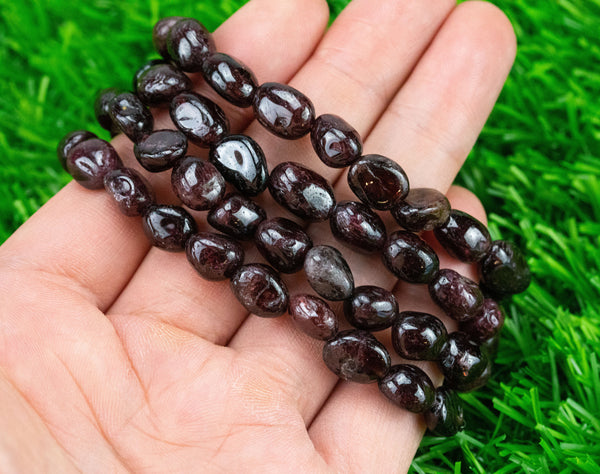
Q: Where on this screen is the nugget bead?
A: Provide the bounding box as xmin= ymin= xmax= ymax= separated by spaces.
xmin=429 ymin=269 xmax=484 ymax=321
xmin=142 ymin=204 xmax=197 ymax=251
xmin=344 ymin=286 xmax=398 ymax=331
xmin=330 ymin=201 xmax=386 ymax=253
xmin=230 ymin=264 xmax=289 ymax=317
xmin=434 ymin=210 xmax=491 ymax=263
xmin=425 ymin=388 xmax=466 ymax=437
xmin=186 ymin=232 xmax=244 ymax=281
xmin=170 ymin=92 xmax=229 ymax=147
xmin=171 ymin=156 xmax=226 ymax=211
xmin=382 ymin=230 xmax=439 ymax=284
xmin=109 ymin=92 xmax=154 ymax=143
xmin=288 ymin=294 xmax=338 ymax=341
xmin=57 ymin=130 xmax=97 ymax=171
xmin=94 ymin=87 xmax=122 ymax=132
xmin=391 ymin=187 xmax=451 ymax=232
xmin=480 ymin=240 xmax=531 ymax=298
xmin=460 ymin=298 xmax=504 ymax=343
xmin=379 ymin=364 xmax=436 ymax=413
xmin=135 ymin=62 xmax=193 ymax=106
xmin=134 ymin=129 xmax=188 ymax=172
xmin=202 ymin=53 xmax=258 ymax=108
xmin=207 ymin=193 xmax=266 ymax=240
xmin=304 ymin=245 xmax=354 ymax=301
xmin=391 ymin=311 xmax=447 ymax=361
xmin=438 ymin=332 xmax=488 ymax=392
xmin=66 ymin=138 xmax=122 ymax=189
xmin=310 ymin=114 xmax=362 ymax=168
xmin=152 ymin=16 xmax=185 ymax=59
xmin=254 ymin=217 xmax=312 ymax=274
xmin=103 ymin=167 xmax=155 ymax=216
xmin=167 ymin=18 xmax=215 ymax=72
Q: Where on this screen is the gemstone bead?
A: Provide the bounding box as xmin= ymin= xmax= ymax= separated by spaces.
xmin=209 ymin=135 xmax=268 ymax=196
xmin=382 ymin=230 xmax=439 ymax=284
xmin=152 ymin=16 xmax=186 ymax=59
xmin=424 ymin=388 xmax=466 ymax=437
xmin=207 ymin=193 xmax=266 ymax=240
xmin=202 ymin=53 xmax=258 ymax=108
xmin=134 ymin=129 xmax=188 ymax=172
xmin=135 ymin=62 xmax=193 ymax=106
xmin=170 ymin=92 xmax=229 ymax=147
xmin=230 ymin=264 xmax=289 ymax=317
xmin=133 ymin=59 xmax=166 ymax=90
xmin=391 ymin=187 xmax=451 ymax=232
xmin=323 ymin=330 xmax=390 ymax=383
xmin=459 ymin=298 xmax=504 ymax=343
xmin=66 ymin=138 xmax=122 ymax=189
xmin=103 ymin=167 xmax=155 ymax=217
xmin=347 ymin=154 xmax=409 ymax=210
xmin=253 ymin=82 xmax=315 ymax=139
xmin=452 ymin=358 xmax=492 ymax=392
xmin=167 ymin=18 xmax=215 ymax=72
xmin=171 ymin=156 xmax=226 ymax=211
xmin=438 ymin=332 xmax=488 ymax=392
xmin=57 ymin=130 xmax=97 ymax=171
xmin=310 ymin=114 xmax=362 ymax=168
xmin=343 ymin=286 xmax=398 ymax=331
xmin=429 ymin=269 xmax=484 ymax=321
xmin=434 ymin=210 xmax=491 ymax=263
xmin=304 ymin=245 xmax=354 ymax=301
xmin=288 ymin=294 xmax=338 ymax=341
xmin=480 ymin=240 xmax=531 ymax=298
xmin=94 ymin=87 xmax=122 ymax=132
xmin=142 ymin=204 xmax=197 ymax=251
xmin=254 ymin=217 xmax=313 ymax=273
xmin=330 ymin=201 xmax=386 ymax=253
xmin=186 ymin=232 xmax=244 ymax=281
xmin=109 ymin=92 xmax=154 ymax=143
xmin=268 ymin=162 xmax=335 ymax=221
xmin=391 ymin=311 xmax=447 ymax=361
xmin=379 ymin=364 xmax=436 ymax=413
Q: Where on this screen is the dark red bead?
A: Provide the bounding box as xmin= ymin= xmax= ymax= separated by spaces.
xmin=382 ymin=230 xmax=439 ymax=284
xmin=323 ymin=330 xmax=390 ymax=383
xmin=94 ymin=87 xmax=123 ymax=132
xmin=167 ymin=18 xmax=215 ymax=72
xmin=133 ymin=59 xmax=165 ymax=90
xmin=451 ymin=358 xmax=492 ymax=392
xmin=429 ymin=269 xmax=484 ymax=321
xmin=288 ymin=294 xmax=338 ymax=341
xmin=57 ymin=130 xmax=97 ymax=171
xmin=391 ymin=311 xmax=447 ymax=361
xmin=480 ymin=240 xmax=531 ymax=298
xmin=207 ymin=193 xmax=266 ymax=240
xmin=186 ymin=232 xmax=244 ymax=281
xmin=391 ymin=187 xmax=451 ymax=232
xmin=253 ymin=82 xmax=315 ymax=139
xmin=170 ymin=92 xmax=229 ymax=147
xmin=134 ymin=129 xmax=187 ymax=172
xmin=254 ymin=217 xmax=312 ymax=274
xmin=438 ymin=331 xmax=488 ymax=392
xmin=330 ymin=201 xmax=386 ymax=253
xmin=268 ymin=162 xmax=335 ymax=221
xmin=459 ymin=298 xmax=504 ymax=343
xmin=152 ymin=16 xmax=185 ymax=60
xmin=103 ymin=167 xmax=155 ymax=217
xmin=202 ymin=53 xmax=258 ymax=108
xmin=347 ymin=154 xmax=409 ymax=210
xmin=434 ymin=210 xmax=491 ymax=263
xmin=379 ymin=364 xmax=436 ymax=413
xmin=310 ymin=114 xmax=362 ymax=168
xmin=343 ymin=286 xmax=398 ymax=331
xmin=135 ymin=62 xmax=192 ymax=106
xmin=425 ymin=388 xmax=466 ymax=437
xmin=142 ymin=204 xmax=197 ymax=252
xmin=109 ymin=92 xmax=154 ymax=143
xmin=171 ymin=156 xmax=225 ymax=211
xmin=304 ymin=245 xmax=354 ymax=301
xmin=66 ymin=138 xmax=122 ymax=189
xmin=230 ymin=264 xmax=289 ymax=318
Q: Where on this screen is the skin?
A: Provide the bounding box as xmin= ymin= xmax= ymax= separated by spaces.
xmin=0 ymin=0 xmax=516 ymax=472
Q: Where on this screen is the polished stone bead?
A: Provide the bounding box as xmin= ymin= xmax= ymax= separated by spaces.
xmin=186 ymin=232 xmax=244 ymax=281
xmin=254 ymin=217 xmax=312 ymax=274
xmin=438 ymin=332 xmax=488 ymax=392
xmin=135 ymin=61 xmax=193 ymax=106
xmin=142 ymin=204 xmax=197 ymax=251
xmin=310 ymin=114 xmax=362 ymax=168
xmin=391 ymin=311 xmax=447 ymax=361
xmin=133 ymin=59 xmax=166 ymax=90
xmin=480 ymin=240 xmax=531 ymax=298
xmin=425 ymin=388 xmax=466 ymax=437
xmin=323 ymin=330 xmax=390 ymax=383
xmin=429 ymin=269 xmax=484 ymax=321
xmin=171 ymin=156 xmax=225 ymax=211
xmin=57 ymin=130 xmax=97 ymax=171
xmin=379 ymin=364 xmax=436 ymax=413
xmin=66 ymin=138 xmax=122 ymax=189
xmin=207 ymin=193 xmax=266 ymax=240
xmin=167 ymin=18 xmax=215 ymax=72
xmin=94 ymin=87 xmax=123 ymax=132
xmin=343 ymin=286 xmax=398 ymax=331
xmin=170 ymin=92 xmax=229 ymax=147
xmin=382 ymin=230 xmax=439 ymax=284
xmin=304 ymin=245 xmax=354 ymax=301
xmin=209 ymin=135 xmax=268 ymax=196
xmin=434 ymin=210 xmax=491 ymax=263
xmin=459 ymin=298 xmax=504 ymax=343
xmin=202 ymin=53 xmax=258 ymax=108
xmin=288 ymin=294 xmax=338 ymax=341
xmin=109 ymin=92 xmax=154 ymax=143
xmin=391 ymin=187 xmax=451 ymax=232
xmin=253 ymin=82 xmax=315 ymax=139
xmin=152 ymin=16 xmax=186 ymax=59
xmin=330 ymin=201 xmax=386 ymax=253
xmin=230 ymin=264 xmax=289 ymax=317
xmin=134 ymin=129 xmax=188 ymax=172
xmin=268 ymin=162 xmax=336 ymax=221
xmin=103 ymin=167 xmax=155 ymax=217
xmin=452 ymin=358 xmax=492 ymax=392
xmin=347 ymin=154 xmax=409 ymax=210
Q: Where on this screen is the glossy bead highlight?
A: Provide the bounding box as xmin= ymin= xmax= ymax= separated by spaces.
xmin=379 ymin=364 xmax=436 ymax=413
xmin=66 ymin=138 xmax=123 ymax=189
xmin=186 ymin=232 xmax=244 ymax=281
xmin=382 ymin=230 xmax=439 ymax=284
xmin=103 ymin=167 xmax=155 ymax=217
xmin=134 ymin=129 xmax=188 ymax=173
xmin=310 ymin=114 xmax=362 ymax=168
xmin=170 ymin=92 xmax=230 ymax=147
xmin=343 ymin=286 xmax=398 ymax=331
xmin=167 ymin=18 xmax=215 ymax=72
xmin=391 ymin=187 xmax=451 ymax=232
xmin=434 ymin=210 xmax=491 ymax=263
xmin=330 ymin=201 xmax=386 ymax=253
xmin=288 ymin=294 xmax=338 ymax=341
xmin=207 ymin=193 xmax=266 ymax=240
xmin=429 ymin=269 xmax=484 ymax=321
xmin=202 ymin=53 xmax=258 ymax=108
xmin=171 ymin=156 xmax=226 ymax=211
xmin=142 ymin=205 xmax=197 ymax=251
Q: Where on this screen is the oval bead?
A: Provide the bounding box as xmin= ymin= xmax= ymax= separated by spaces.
xmin=323 ymin=330 xmax=390 ymax=383
xmin=438 ymin=332 xmax=488 ymax=392
xmin=209 ymin=135 xmax=268 ymax=196
xmin=167 ymin=18 xmax=215 ymax=72
xmin=480 ymin=240 xmax=531 ymax=298
xmin=134 ymin=129 xmax=188 ymax=172
xmin=103 ymin=167 xmax=155 ymax=217
xmin=343 ymin=286 xmax=398 ymax=331
xmin=230 ymin=264 xmax=289 ymax=317
xmin=207 ymin=193 xmax=266 ymax=240
xmin=253 ymin=82 xmax=315 ymax=139
xmin=57 ymin=130 xmax=97 ymax=171
xmin=379 ymin=364 xmax=436 ymax=413
xmin=170 ymin=92 xmax=230 ymax=147
xmin=391 ymin=311 xmax=447 ymax=361
xmin=171 ymin=156 xmax=225 ymax=211
xmin=152 ymin=16 xmax=186 ymax=59
xmin=391 ymin=187 xmax=451 ymax=232
xmin=135 ymin=62 xmax=193 ymax=106
xmin=424 ymin=388 xmax=466 ymax=437
xmin=185 ymin=232 xmax=244 ymax=281
xmin=109 ymin=92 xmax=154 ymax=143
xmin=304 ymin=245 xmax=354 ymax=301
xmin=434 ymin=210 xmax=492 ymax=263
xmin=453 ymin=358 xmax=492 ymax=392
xmin=288 ymin=294 xmax=338 ymax=341
xmin=428 ymin=269 xmax=484 ymax=321
xmin=254 ymin=217 xmax=313 ymax=274
xmin=382 ymin=230 xmax=439 ymax=284
xmin=142 ymin=205 xmax=197 ymax=251
xmin=459 ymin=298 xmax=504 ymax=343
xmin=94 ymin=87 xmax=122 ymax=132
xmin=268 ymin=162 xmax=335 ymax=221
xmin=330 ymin=200 xmax=386 ymax=253
xmin=347 ymin=154 xmax=409 ymax=210
xmin=66 ymin=138 xmax=123 ymax=189
xmin=202 ymin=53 xmax=258 ymax=108
xmin=310 ymin=114 xmax=362 ymax=168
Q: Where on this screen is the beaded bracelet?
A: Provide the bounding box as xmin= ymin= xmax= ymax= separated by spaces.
xmin=57 ymin=16 xmax=531 ymax=438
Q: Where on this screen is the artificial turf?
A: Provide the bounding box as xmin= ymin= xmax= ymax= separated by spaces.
xmin=1 ymin=0 xmax=599 ymax=472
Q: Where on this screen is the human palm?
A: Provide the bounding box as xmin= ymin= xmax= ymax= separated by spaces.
xmin=0 ymin=0 xmax=516 ymax=472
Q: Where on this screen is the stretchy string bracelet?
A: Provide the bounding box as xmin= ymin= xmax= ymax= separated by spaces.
xmin=56 ymin=16 xmax=531 ymax=438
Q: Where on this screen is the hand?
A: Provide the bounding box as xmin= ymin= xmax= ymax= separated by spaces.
xmin=0 ymin=0 xmax=516 ymax=471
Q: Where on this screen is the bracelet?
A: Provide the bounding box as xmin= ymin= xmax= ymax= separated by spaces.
xmin=57 ymin=16 xmax=531 ymax=438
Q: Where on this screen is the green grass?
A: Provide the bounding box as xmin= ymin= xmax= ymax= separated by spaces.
xmin=1 ymin=0 xmax=599 ymax=472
